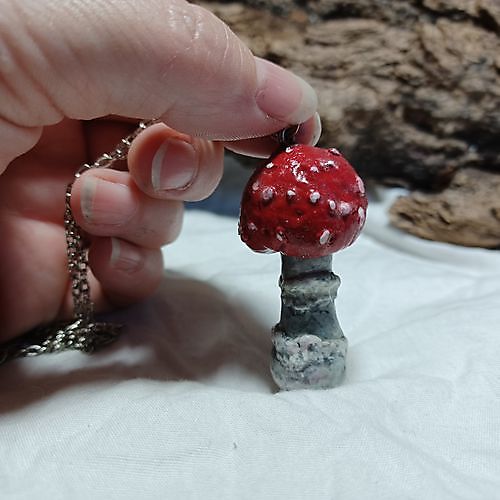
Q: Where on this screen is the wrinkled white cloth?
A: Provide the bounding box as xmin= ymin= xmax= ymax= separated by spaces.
xmin=1 ymin=191 xmax=499 ymax=500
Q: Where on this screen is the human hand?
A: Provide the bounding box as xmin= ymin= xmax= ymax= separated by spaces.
xmin=0 ymin=0 xmax=320 ymax=341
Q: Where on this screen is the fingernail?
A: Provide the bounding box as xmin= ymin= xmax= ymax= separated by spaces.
xmin=295 ymin=112 xmax=322 ymax=146
xmin=151 ymin=139 xmax=198 ymax=192
xmin=110 ymin=238 xmax=143 ymax=273
xmin=310 ymin=112 xmax=322 ymax=145
xmin=81 ymin=176 xmax=137 ymax=226
xmin=255 ymin=57 xmax=318 ymax=124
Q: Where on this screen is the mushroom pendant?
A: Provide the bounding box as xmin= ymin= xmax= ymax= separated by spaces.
xmin=239 ymin=133 xmax=367 ymax=390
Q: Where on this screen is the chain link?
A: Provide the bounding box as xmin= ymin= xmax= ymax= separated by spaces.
xmin=0 ymin=120 xmax=156 ymax=365
xmin=272 ymin=124 xmax=300 ymax=148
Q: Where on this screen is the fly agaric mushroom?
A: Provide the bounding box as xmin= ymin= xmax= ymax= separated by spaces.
xmin=239 ymin=141 xmax=367 ymax=390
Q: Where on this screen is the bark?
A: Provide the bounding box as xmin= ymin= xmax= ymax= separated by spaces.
xmin=389 ymin=168 xmax=500 ymax=248
xmin=198 ymin=0 xmax=500 ymax=247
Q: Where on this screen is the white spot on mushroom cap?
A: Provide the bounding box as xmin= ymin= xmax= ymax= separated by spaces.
xmin=296 ymin=172 xmax=307 ymax=183
xmin=329 ymin=147 xmax=341 ymax=155
xmin=261 ymin=187 xmax=275 ymax=202
xmin=265 ymin=162 xmax=274 ymax=169
xmin=310 ymin=166 xmax=319 ymax=173
xmin=252 ymin=181 xmax=259 ymax=191
xmin=356 ymin=176 xmax=365 ymax=194
xmin=309 ymin=191 xmax=321 ymax=204
xmin=319 ymin=229 xmax=330 ymax=245
xmin=247 ymin=222 xmax=257 ymax=231
xmin=358 ymin=206 xmax=366 ymax=224
xmin=291 ymin=160 xmax=308 ymax=184
xmin=325 ymin=160 xmax=337 ymax=168
xmin=338 ymin=201 xmax=353 ymax=216
xmin=287 ymin=189 xmax=296 ymax=199
xmin=285 ymin=146 xmax=294 ymax=153
xmin=328 ymin=200 xmax=337 ymax=211
xmin=276 ymin=226 xmax=286 ymax=242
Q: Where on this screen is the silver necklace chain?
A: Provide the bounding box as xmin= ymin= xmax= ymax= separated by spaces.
xmin=0 ymin=120 xmax=156 ymax=365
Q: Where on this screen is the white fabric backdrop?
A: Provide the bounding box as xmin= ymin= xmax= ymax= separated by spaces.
xmin=1 ymin=190 xmax=499 ymax=499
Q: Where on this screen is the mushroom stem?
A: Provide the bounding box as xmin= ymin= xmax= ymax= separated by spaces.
xmin=271 ymin=254 xmax=347 ymax=390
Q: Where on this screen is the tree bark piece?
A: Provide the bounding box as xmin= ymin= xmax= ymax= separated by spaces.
xmin=389 ymin=169 xmax=500 ymax=248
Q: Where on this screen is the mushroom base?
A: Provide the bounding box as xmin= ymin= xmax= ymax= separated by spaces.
xmin=271 ymin=255 xmax=347 ymax=390
xmin=271 ymin=331 xmax=347 ymax=390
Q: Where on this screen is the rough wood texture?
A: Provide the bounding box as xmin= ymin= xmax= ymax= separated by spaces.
xmin=198 ymin=0 xmax=500 ymax=248
xmin=389 ymin=169 xmax=500 ymax=247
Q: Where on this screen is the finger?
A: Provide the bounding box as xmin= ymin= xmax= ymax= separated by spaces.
xmin=0 ymin=121 xmax=42 ymax=175
xmin=224 ymin=112 xmax=323 ymax=158
xmin=127 ymin=123 xmax=224 ymax=201
xmin=88 ymin=237 xmax=164 ymax=306
xmin=71 ymin=169 xmax=184 ymax=248
xmin=0 ymin=1 xmax=317 ymax=170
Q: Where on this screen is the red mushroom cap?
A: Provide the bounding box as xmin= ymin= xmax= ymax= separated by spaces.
xmin=239 ymin=144 xmax=367 ymax=258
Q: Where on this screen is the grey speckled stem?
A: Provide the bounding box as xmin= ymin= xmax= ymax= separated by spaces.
xmin=271 ymin=255 xmax=347 ymax=390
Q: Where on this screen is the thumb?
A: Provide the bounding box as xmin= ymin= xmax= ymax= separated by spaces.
xmin=0 ymin=0 xmax=317 ymax=171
